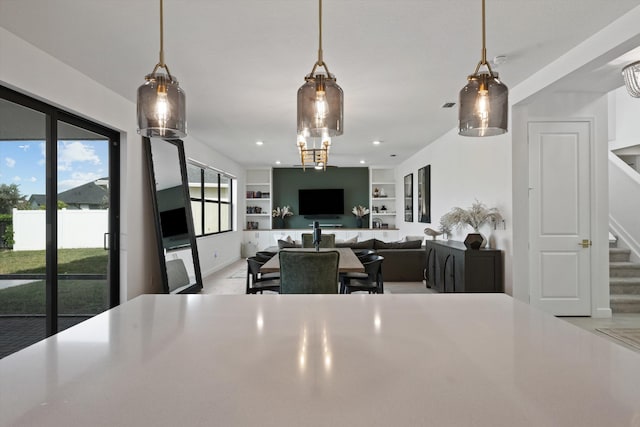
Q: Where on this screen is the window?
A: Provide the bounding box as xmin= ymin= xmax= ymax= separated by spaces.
xmin=187 ymin=162 xmax=234 ymax=236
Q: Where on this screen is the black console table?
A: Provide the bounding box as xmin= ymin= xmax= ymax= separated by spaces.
xmin=425 ymin=240 xmax=503 ymax=293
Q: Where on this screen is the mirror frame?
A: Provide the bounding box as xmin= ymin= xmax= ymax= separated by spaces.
xmin=144 ymin=137 xmax=203 ymax=294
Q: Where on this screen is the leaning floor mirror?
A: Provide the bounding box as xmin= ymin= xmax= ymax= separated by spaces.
xmin=145 ymin=137 xmax=203 ymax=294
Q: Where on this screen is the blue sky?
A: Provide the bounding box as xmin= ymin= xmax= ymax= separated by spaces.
xmin=0 ymin=140 xmax=108 ymax=197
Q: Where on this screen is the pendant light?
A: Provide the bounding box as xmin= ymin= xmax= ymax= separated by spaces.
xmin=137 ymin=0 xmax=187 ymax=139
xmin=459 ymin=0 xmax=508 ymax=137
xmin=297 ymin=135 xmax=331 ymax=171
xmin=297 ymin=0 xmax=344 ymax=138
xmin=622 ymin=61 xmax=640 ymax=97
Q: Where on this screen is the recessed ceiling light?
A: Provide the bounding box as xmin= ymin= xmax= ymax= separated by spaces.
xmin=275 ymin=160 xmax=281 ymax=165
xmin=390 ymin=154 xmax=396 ymax=157
xmin=372 ymin=140 xmax=381 ymax=145
xmin=359 ymin=160 xmax=365 ymax=164
xmin=442 ymin=102 xmax=456 ymax=108
xmin=256 ymin=141 xmax=264 ymax=146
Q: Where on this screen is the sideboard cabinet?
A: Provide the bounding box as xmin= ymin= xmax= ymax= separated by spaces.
xmin=425 ymin=240 xmax=503 ymax=293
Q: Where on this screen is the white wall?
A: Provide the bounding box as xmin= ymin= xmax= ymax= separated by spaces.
xmin=396 ymin=129 xmax=513 ymax=294
xmin=0 ymin=27 xmax=244 ymax=299
xmin=610 ymin=86 xmax=640 ymax=151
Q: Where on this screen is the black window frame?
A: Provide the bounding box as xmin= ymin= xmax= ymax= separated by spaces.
xmin=188 ymin=162 xmax=234 ymax=237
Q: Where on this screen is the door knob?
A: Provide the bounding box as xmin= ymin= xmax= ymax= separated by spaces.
xmin=578 ymin=239 xmax=592 ymax=248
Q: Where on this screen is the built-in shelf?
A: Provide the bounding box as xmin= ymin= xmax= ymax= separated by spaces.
xmin=246 ymin=169 xmax=273 ymax=230
xmin=370 ymin=168 xmax=397 ymax=229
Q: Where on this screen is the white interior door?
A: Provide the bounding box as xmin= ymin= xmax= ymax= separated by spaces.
xmin=528 ymin=121 xmax=592 ymax=315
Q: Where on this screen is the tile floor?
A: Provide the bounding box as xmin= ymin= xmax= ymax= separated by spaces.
xmin=203 ymin=259 xmax=640 ymax=354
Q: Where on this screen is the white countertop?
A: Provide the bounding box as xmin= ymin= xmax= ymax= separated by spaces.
xmin=2 ymin=294 xmax=640 ymax=426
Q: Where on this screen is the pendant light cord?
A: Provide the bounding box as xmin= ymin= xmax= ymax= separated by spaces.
xmin=151 ymin=0 xmax=173 ymax=79
xmin=317 ymin=0 xmax=323 ymax=65
xmin=473 ymin=0 xmax=494 ymax=76
xmin=159 ymin=0 xmax=165 ymax=66
xmin=308 ymin=0 xmax=332 ymax=78
xmin=481 ymin=0 xmax=486 ymax=64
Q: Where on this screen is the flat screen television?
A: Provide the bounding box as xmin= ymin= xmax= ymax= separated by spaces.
xmin=298 ymin=189 xmax=344 ymax=215
xmin=160 ymin=207 xmax=189 ymax=237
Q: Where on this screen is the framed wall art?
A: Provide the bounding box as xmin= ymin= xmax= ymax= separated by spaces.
xmin=418 ymin=165 xmax=431 ymax=223
xmin=404 ymin=173 xmax=413 ymax=222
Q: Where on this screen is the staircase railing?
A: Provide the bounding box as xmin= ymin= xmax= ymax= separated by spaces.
xmin=609 ymin=151 xmax=640 ymax=261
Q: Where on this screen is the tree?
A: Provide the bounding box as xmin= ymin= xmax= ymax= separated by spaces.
xmin=0 ymin=184 xmax=26 ymax=215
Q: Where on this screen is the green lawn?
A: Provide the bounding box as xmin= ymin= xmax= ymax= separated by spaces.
xmin=0 ymin=248 xmax=109 ymax=314
xmin=0 ymin=280 xmax=108 ymax=314
xmin=0 ymin=248 xmax=107 ymax=274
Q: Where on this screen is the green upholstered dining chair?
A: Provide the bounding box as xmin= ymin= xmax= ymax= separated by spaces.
xmin=301 ymin=233 xmax=336 ymax=248
xmin=279 ymin=250 xmax=340 ymax=294
xmin=340 ymin=255 xmax=384 ymax=294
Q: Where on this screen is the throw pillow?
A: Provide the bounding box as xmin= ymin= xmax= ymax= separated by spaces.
xmin=404 ymin=235 xmax=425 ymax=244
xmin=375 ymin=239 xmax=422 ymax=249
xmin=273 ymin=234 xmax=294 ymax=247
xmin=278 ymin=239 xmax=298 ymax=249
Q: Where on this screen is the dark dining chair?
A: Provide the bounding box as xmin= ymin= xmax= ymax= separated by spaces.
xmin=279 ymin=250 xmax=340 ymax=294
xmin=246 ymin=257 xmax=280 ymax=294
xmin=301 ymin=233 xmax=336 ymax=248
xmin=353 ymin=249 xmax=377 ymax=261
xmin=255 ymin=251 xmax=277 ymax=263
xmin=340 ymin=255 xmax=384 ymax=294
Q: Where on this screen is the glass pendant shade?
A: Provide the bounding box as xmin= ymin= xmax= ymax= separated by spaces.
xmin=137 ymin=72 xmax=186 ymax=138
xmin=459 ymin=72 xmax=508 ymax=137
xmin=622 ymin=61 xmax=640 ymax=98
xmin=297 ymin=74 xmax=343 ymax=138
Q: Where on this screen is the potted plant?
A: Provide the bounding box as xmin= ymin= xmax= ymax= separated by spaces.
xmin=272 ymin=206 xmax=293 ymax=229
xmin=352 ymin=205 xmax=370 ymax=228
xmin=439 ymin=200 xmax=502 ymax=249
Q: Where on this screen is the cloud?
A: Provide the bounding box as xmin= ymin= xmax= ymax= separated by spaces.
xmin=5 ymin=157 xmax=16 ymax=168
xmin=58 ymin=171 xmax=102 ymax=191
xmin=13 ymin=176 xmax=21 ymax=182
xmin=58 ymin=141 xmax=101 ymax=170
xmin=18 ymin=144 xmax=30 ymax=151
xmin=29 ymin=177 xmax=37 ymax=182
xmin=38 ymin=142 xmax=45 ymax=166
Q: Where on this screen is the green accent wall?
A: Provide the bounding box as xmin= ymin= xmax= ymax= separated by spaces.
xmin=272 ymin=167 xmax=369 ymax=229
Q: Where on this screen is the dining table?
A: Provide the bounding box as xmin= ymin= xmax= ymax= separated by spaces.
xmin=260 ymin=247 xmax=365 ymax=273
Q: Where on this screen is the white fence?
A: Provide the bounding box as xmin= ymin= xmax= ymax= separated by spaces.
xmin=12 ymin=208 xmax=108 ymax=251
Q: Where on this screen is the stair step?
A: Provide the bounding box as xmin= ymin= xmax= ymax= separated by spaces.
xmin=609 ymin=262 xmax=640 ymax=278
xmin=609 ymin=248 xmax=631 ymax=262
xmin=610 ymin=277 xmax=640 ymax=295
xmin=610 ymin=294 xmax=640 ymax=313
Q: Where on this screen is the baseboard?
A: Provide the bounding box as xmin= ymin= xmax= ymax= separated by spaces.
xmin=593 ymin=307 xmax=613 ymax=319
xmin=201 ymin=257 xmax=241 ymax=279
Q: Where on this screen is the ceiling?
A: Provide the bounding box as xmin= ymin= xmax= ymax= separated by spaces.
xmin=1 ymin=0 xmax=639 ymax=168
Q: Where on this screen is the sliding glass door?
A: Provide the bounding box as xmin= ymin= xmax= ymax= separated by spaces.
xmin=0 ymin=86 xmax=120 ymax=358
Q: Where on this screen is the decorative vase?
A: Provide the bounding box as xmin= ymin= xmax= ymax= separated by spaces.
xmin=273 ymin=217 xmax=284 ymax=229
xmin=356 ymin=217 xmax=363 ymax=228
xmin=464 ymin=232 xmax=487 ymax=250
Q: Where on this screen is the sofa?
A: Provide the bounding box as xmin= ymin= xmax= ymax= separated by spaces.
xmin=267 ymin=237 xmax=426 ymax=282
